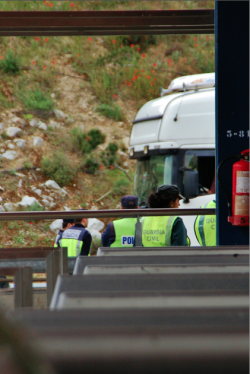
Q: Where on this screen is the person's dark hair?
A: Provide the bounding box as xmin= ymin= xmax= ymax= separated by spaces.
xmin=62 ymin=222 xmax=68 ymax=229
xmin=148 ymin=192 xmax=174 ymax=208
xmin=148 ymin=185 xmax=182 ymax=208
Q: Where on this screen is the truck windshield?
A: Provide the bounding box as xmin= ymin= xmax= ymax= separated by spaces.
xmin=133 ymin=155 xmax=173 ymax=205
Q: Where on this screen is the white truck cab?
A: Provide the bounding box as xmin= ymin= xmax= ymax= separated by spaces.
xmin=129 ymin=73 xmax=216 ymax=246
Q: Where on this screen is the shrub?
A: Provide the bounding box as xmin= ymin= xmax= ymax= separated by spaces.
xmin=25 ymin=202 xmax=44 ymax=212
xmin=41 ymin=151 xmax=77 ymax=187
xmin=19 ymin=88 xmax=54 ymax=112
xmin=70 ymin=128 xmax=105 ymax=154
xmin=24 ymin=161 xmax=32 ymax=169
xmin=96 ymin=103 xmax=123 ymax=121
xmin=101 ymin=142 xmax=118 ymax=167
xmin=113 ymin=178 xmax=130 ymax=195
xmin=0 ymin=50 xmax=21 ymax=74
xmin=84 ymin=157 xmax=100 ymax=174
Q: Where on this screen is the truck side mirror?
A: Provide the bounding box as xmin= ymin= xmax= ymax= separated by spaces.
xmin=183 ymin=170 xmax=199 ymax=202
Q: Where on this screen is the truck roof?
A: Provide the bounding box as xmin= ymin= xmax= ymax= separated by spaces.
xmin=130 ymin=88 xmax=215 ymax=152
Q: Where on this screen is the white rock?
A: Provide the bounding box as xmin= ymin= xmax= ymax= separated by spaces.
xmin=49 ymin=202 xmax=57 ymax=209
xmin=0 ymin=205 xmax=5 ymax=212
xmin=45 ymin=180 xmax=61 ymax=190
xmin=16 ymin=196 xmax=42 ymax=209
xmin=51 ymin=93 xmax=55 ymax=98
xmin=7 ymin=143 xmax=15 ymax=150
xmin=0 ymin=186 xmax=4 ymax=191
xmin=87 ymin=218 xmax=104 ymax=232
xmin=0 ymin=123 xmax=5 ymax=131
xmin=64 ymin=206 xmax=70 ymax=211
xmin=15 ymin=172 xmax=25 ymax=177
xmin=122 ymin=137 xmax=130 ymax=150
xmin=5 ymin=140 xmax=11 ymax=144
xmin=29 ymin=119 xmax=39 ymax=127
xmin=49 ymin=119 xmax=61 ymax=129
xmin=16 ymin=139 xmax=26 ymax=149
xmin=36 ymin=168 xmax=41 ymax=171
xmin=3 ymin=202 xmax=15 ymax=211
xmin=6 ymin=127 xmax=22 ymax=138
xmin=57 ymin=188 xmax=68 ymax=196
xmin=123 ymin=161 xmax=129 ymax=168
xmin=2 ymin=150 xmax=18 ymax=160
xmin=34 ymin=189 xmax=42 ymax=196
xmin=54 ymin=109 xmax=67 ymax=120
xmin=18 ymin=179 xmax=22 ymax=188
xmin=0 ymin=149 xmax=5 ymax=153
xmin=89 ymin=229 xmax=101 ymax=240
xmin=33 ymin=137 xmax=44 ymax=148
xmin=38 ymin=121 xmax=47 ymax=130
xmin=49 ymin=219 xmax=63 ymax=231
xmin=0 ymin=197 xmax=2 ymax=202
xmin=42 ymin=195 xmax=54 ymax=202
xmin=39 ymin=183 xmax=44 ymax=188
xmin=12 ymin=117 xmax=25 ymax=126
xmin=41 ymin=199 xmax=50 ymax=207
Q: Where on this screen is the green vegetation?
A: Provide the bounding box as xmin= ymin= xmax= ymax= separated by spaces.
xmin=0 ymin=50 xmax=21 ymax=74
xmin=101 ymin=142 xmax=119 ymax=167
xmin=70 ymin=128 xmax=106 ymax=154
xmin=18 ymin=88 xmax=54 ymax=112
xmin=25 ymin=202 xmax=44 ymax=212
xmin=96 ymin=103 xmax=123 ymax=121
xmin=84 ymin=157 xmax=100 ymax=174
xmin=113 ymin=178 xmax=130 ymax=195
xmin=41 ymin=151 xmax=77 ymax=187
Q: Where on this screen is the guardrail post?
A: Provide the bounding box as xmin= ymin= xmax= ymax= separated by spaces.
xmin=60 ymin=247 xmax=68 ymax=274
xmin=135 ymin=215 xmax=142 ymax=247
xmin=14 ymin=266 xmax=33 ymax=308
xmin=46 ymin=250 xmax=60 ymax=306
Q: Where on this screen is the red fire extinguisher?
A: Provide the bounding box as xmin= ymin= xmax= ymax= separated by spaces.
xmin=217 ymin=149 xmax=249 ymax=226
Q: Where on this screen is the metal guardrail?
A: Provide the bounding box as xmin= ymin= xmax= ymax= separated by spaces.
xmin=0 ymin=208 xmax=216 ymax=221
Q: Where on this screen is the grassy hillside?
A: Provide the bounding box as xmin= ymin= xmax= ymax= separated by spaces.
xmin=0 ymin=1 xmax=215 ymax=247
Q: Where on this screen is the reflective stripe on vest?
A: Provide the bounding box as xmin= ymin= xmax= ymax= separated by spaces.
xmin=194 ymin=200 xmax=216 ymax=246
xmin=110 ymin=218 xmax=137 ymax=247
xmin=142 ymin=216 xmax=178 ymax=247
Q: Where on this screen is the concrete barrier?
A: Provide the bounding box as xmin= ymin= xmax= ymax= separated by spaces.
xmin=83 ymin=265 xmax=249 ymax=275
xmin=73 ymin=254 xmax=249 ymax=274
xmin=56 ymin=293 xmax=249 ymax=310
xmin=50 ymin=273 xmax=249 ymax=309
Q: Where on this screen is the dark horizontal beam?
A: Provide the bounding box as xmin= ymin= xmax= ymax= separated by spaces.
xmin=0 ymin=208 xmax=216 ymax=221
xmin=0 ymin=10 xmax=214 ymax=36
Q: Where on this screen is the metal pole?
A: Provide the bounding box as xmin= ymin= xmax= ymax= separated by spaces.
xmin=135 ymin=216 xmax=142 ymax=247
xmin=60 ymin=247 xmax=68 ymax=274
xmin=46 ymin=251 xmax=60 ymax=306
xmin=14 ymin=267 xmax=33 ymax=308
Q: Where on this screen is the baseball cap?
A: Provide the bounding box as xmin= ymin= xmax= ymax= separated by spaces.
xmin=121 ymin=195 xmax=138 ymax=209
xmin=157 ymin=185 xmax=185 ymax=200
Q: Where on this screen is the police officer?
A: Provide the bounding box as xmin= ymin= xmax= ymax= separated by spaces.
xmin=59 ymin=212 xmax=92 ymax=256
xmin=101 ymin=195 xmax=139 ymax=247
xmin=194 ymin=200 xmax=216 ymax=246
xmin=141 ymin=185 xmax=189 ymax=246
xmin=54 ymin=218 xmax=74 ymax=247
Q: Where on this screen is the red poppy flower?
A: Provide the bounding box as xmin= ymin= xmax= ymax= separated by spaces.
xmin=113 ymin=94 xmax=117 ymax=98
xmin=99 ymin=166 xmax=103 ymax=169
xmin=183 ymin=58 xmax=187 ymax=63
xmin=142 ymin=53 xmax=146 ymax=58
xmin=149 ymin=89 xmax=153 ymax=92
xmin=147 ymin=76 xmax=151 ymax=79
xmin=43 ymin=1 xmax=46 ymax=3
xmin=134 ymin=69 xmax=138 ymax=73
xmin=167 ymin=59 xmax=171 ymax=63
xmin=137 ymin=47 xmax=140 ymax=51
xmin=112 ymin=40 xmax=116 ymax=44
xmin=206 ymin=36 xmax=210 ymax=41
xmin=29 ymin=222 xmax=33 ymax=225
xmin=130 ymin=44 xmax=134 ymax=48
xmin=125 ymin=81 xmax=127 ymax=84
xmin=43 ymin=65 xmax=46 ymax=69
xmin=194 ymin=37 xmax=198 ymax=41
xmin=121 ymin=84 xmax=124 ymax=87
xmin=70 ymin=3 xmax=74 ymax=7
xmin=32 ymin=61 xmax=36 ymax=64
xmin=150 ymin=81 xmax=154 ymax=86
xmin=141 ymin=69 xmax=144 ymax=72
xmin=0 ymin=56 xmax=2 ymax=59
xmin=151 ymin=70 xmax=155 ymax=73
xmin=138 ymin=74 xmax=141 ymax=77
xmin=36 ymin=37 xmax=40 ymax=41
xmin=82 ymin=75 xmax=85 ymax=78
xmin=49 ymin=3 xmax=53 ymax=7
xmin=153 ymin=63 xmax=157 ymax=67
xmin=120 ymin=44 xmax=123 ymax=48
xmin=128 ymin=82 xmax=132 ymax=86
xmin=52 ymin=60 xmax=55 ymax=64
xmin=194 ymin=43 xmax=198 ymax=47
xmin=134 ymin=75 xmax=138 ymax=79
xmin=154 ymin=78 xmax=157 ymax=81
xmin=132 ymin=77 xmax=136 ymax=81
xmin=110 ymin=165 xmax=114 ymax=169
xmin=44 ymin=38 xmax=48 ymax=42
xmin=118 ymin=172 xmax=121 ymax=174
xmin=88 ymin=37 xmax=92 ymax=42
xmin=168 ymin=62 xmax=171 ymax=66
